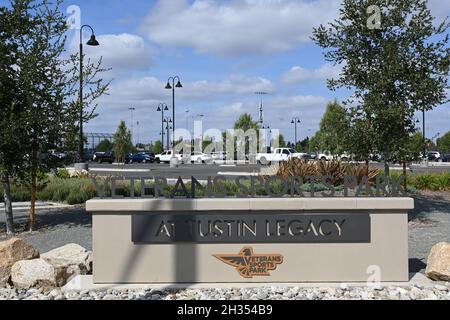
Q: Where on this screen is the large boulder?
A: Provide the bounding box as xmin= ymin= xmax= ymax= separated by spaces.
xmin=11 ymin=259 xmax=66 ymax=289
xmin=426 ymin=242 xmax=450 ymax=281
xmin=41 ymin=244 xmax=93 ymax=282
xmin=0 ymin=238 xmax=39 ymax=287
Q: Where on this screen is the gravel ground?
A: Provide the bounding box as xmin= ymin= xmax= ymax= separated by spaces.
xmin=0 ymin=284 xmax=449 ymax=301
xmin=1 ymin=191 xmax=449 ymax=300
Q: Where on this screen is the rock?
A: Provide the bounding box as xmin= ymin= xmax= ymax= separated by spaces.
xmin=0 ymin=238 xmax=39 ymax=287
xmin=426 ymin=242 xmax=450 ymax=282
xmin=41 ymin=244 xmax=93 ymax=285
xmin=11 ymin=259 xmax=66 ymax=289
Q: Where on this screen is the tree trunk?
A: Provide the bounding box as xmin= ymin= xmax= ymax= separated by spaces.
xmin=2 ymin=174 xmax=14 ymax=234
xmin=29 ymin=150 xmax=38 ymax=232
xmin=384 ymin=161 xmax=390 ymax=178
xmin=403 ymin=161 xmax=408 ymax=192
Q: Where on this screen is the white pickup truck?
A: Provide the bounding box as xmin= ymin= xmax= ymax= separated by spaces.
xmin=256 ymin=148 xmax=305 ymax=164
xmin=155 ymin=150 xmax=187 ymax=164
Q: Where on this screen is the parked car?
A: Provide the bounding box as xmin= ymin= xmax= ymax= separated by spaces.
xmin=190 ymin=152 xmax=213 ymax=164
xmin=129 ymin=152 xmax=155 ymax=164
xmin=339 ymin=153 xmax=352 ymax=162
xmin=317 ymin=152 xmax=334 ymax=161
xmin=440 ymin=154 xmax=450 ymax=163
xmin=92 ymin=152 xmax=105 ymax=162
xmin=305 ymin=153 xmax=316 ymax=161
xmin=211 ymin=151 xmax=227 ymax=162
xmin=256 ymin=148 xmax=304 ymax=165
xmin=95 ymin=151 xmax=115 ymax=164
xmin=154 ymin=150 xmax=187 ymax=164
xmin=426 ymin=151 xmax=441 ymax=162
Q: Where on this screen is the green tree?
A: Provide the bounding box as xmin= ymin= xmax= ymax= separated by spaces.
xmin=152 ymin=141 xmax=163 ymax=154
xmin=96 ymin=139 xmax=114 ymax=152
xmin=233 ymin=113 xmax=261 ymax=155
xmin=308 ymin=132 xmax=324 ymax=152
xmin=318 ymin=101 xmax=350 ymax=154
xmin=113 ymin=121 xmax=134 ymax=163
xmin=437 ymin=132 xmax=450 ymax=153
xmin=408 ymin=132 xmax=425 ymax=161
xmin=313 ymin=0 xmax=450 ymax=182
xmin=8 ymin=0 xmax=73 ymax=230
xmin=272 ymin=134 xmax=287 ymax=148
xmin=233 ymin=113 xmax=260 ymax=132
xmin=0 ymin=4 xmax=28 ymax=233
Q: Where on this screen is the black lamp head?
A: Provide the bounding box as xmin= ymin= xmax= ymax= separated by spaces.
xmin=175 ymin=80 xmax=183 ymax=88
xmin=164 ymin=106 xmax=169 ymax=111
xmin=165 ymin=82 xmax=172 ymax=90
xmin=87 ymin=34 xmax=100 ymax=46
xmin=291 ymin=120 xmax=295 ymax=124
xmin=157 ymin=107 xmax=162 ymax=112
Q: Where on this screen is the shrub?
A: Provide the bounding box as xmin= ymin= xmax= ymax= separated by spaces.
xmin=277 ymin=159 xmax=381 ymax=186
xmin=55 ymin=168 xmax=71 ymax=179
xmin=409 ymin=173 xmax=450 ymax=191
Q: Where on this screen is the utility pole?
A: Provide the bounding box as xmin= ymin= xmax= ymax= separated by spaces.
xmin=255 ymin=92 xmax=267 ymax=127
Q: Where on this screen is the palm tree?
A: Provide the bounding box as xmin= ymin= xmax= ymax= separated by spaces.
xmin=233 ymin=113 xmax=260 ymax=131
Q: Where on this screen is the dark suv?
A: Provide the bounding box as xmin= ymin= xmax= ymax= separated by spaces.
xmin=95 ymin=151 xmax=115 ymax=164
xmin=129 ymin=152 xmax=155 ymax=164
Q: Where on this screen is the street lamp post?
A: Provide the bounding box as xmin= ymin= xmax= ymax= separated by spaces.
xmin=164 ymin=117 xmax=173 ymax=151
xmin=137 ymin=121 xmax=140 ymax=146
xmin=186 ymin=110 xmax=190 ymax=133
xmin=157 ymin=103 xmax=169 ymax=151
xmin=129 ymin=107 xmax=135 ymax=146
xmin=197 ymin=114 xmax=205 ymax=150
xmin=165 ymin=76 xmax=183 ymax=148
xmin=291 ymin=118 xmax=301 ymax=147
xmin=78 ymin=25 xmax=100 ymax=162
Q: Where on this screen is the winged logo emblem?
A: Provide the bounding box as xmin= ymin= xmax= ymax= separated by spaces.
xmin=213 ymin=247 xmax=284 ymax=278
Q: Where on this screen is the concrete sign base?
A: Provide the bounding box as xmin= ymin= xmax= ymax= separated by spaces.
xmin=86 ymin=198 xmax=414 ymax=284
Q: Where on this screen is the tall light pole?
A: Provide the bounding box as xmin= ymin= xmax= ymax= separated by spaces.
xmin=78 ymin=25 xmax=100 ymax=162
xmin=197 ymin=114 xmax=204 ymax=150
xmin=164 ymin=117 xmax=173 ymax=151
xmin=255 ymin=92 xmax=268 ymax=127
xmin=185 ymin=110 xmax=190 ymax=133
xmin=291 ymin=118 xmax=301 ymax=147
xmin=157 ymin=103 xmax=169 ymax=151
xmin=165 ymin=76 xmax=183 ymax=148
xmin=136 ymin=121 xmax=140 ymax=146
xmin=129 ymin=107 xmax=135 ymax=146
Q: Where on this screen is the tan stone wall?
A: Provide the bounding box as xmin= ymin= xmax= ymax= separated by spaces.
xmin=88 ymin=198 xmax=412 ymax=284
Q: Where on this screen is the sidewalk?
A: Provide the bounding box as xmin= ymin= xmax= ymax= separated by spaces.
xmin=0 ymin=201 xmax=74 ymax=211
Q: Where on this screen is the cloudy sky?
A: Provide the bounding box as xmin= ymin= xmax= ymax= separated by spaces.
xmin=40 ymin=1 xmax=450 ymax=143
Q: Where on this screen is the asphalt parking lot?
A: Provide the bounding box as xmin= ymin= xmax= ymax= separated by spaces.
xmin=76 ymin=161 xmax=450 ymax=179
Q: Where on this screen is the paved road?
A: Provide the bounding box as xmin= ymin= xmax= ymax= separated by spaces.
xmin=76 ymin=162 xmax=450 ymax=178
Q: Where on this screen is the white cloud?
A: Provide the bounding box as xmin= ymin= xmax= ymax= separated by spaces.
xmin=271 ymin=95 xmax=328 ymax=109
xmin=185 ymin=75 xmax=275 ymax=98
xmin=428 ymin=0 xmax=450 ymax=22
xmin=282 ymin=64 xmax=342 ymax=84
xmin=70 ymin=33 xmax=154 ymax=75
xmin=220 ymin=102 xmax=245 ymax=115
xmin=141 ymin=0 xmax=340 ymax=56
